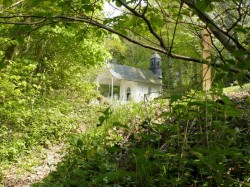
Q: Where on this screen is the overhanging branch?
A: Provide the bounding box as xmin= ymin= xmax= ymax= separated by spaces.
xmin=182 ymin=0 xmax=250 ymax=62
xmin=0 ymin=14 xmax=249 ymax=79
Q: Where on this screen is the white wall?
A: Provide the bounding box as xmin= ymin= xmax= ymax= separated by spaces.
xmin=120 ymin=80 xmax=137 ymax=101
xmin=120 ymin=80 xmax=161 ymax=102
xmin=97 ymin=70 xmax=161 ymax=102
xmin=136 ymin=83 xmax=161 ymax=102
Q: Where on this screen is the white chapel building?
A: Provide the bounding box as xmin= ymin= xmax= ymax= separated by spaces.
xmin=96 ymin=52 xmax=162 ymax=102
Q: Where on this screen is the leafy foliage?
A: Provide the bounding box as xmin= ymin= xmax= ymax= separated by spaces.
xmin=0 ymin=0 xmax=250 ymax=186
xmin=1 ymin=0 xmax=250 ymax=80
xmin=0 ymin=20 xmax=109 ymax=174
xmin=33 ymin=89 xmax=250 ymax=186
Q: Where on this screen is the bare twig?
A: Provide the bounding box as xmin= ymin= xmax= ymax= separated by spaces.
xmin=169 ymin=2 xmax=183 ymax=55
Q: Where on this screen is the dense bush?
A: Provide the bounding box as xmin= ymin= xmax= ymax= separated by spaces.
xmin=0 ymin=40 xmax=108 ymax=166
xmin=0 ymin=66 xmax=74 ymax=163
xmin=33 ymin=89 xmax=250 ymax=186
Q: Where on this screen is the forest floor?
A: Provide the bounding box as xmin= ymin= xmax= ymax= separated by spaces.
xmin=1 ymin=85 xmax=249 ymax=187
xmin=2 ymin=143 xmax=67 ymax=187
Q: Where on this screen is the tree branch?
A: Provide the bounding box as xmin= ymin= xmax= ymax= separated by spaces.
xmin=0 ymin=18 xmax=47 ymax=25
xmin=182 ymin=0 xmax=250 ymax=62
xmin=169 ymin=2 xmax=183 ymax=55
xmin=116 ymin=0 xmax=168 ymax=51
xmin=0 ymin=13 xmax=249 ymax=79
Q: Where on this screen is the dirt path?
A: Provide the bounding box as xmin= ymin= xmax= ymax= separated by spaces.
xmin=2 ymin=143 xmax=66 ymax=187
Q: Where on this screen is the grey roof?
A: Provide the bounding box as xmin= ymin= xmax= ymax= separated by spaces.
xmin=107 ymin=63 xmax=162 ymax=85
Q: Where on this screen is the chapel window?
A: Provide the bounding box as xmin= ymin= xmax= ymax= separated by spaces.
xmin=148 ymin=87 xmax=152 ymax=95
xmin=126 ymin=87 xmax=131 ymax=101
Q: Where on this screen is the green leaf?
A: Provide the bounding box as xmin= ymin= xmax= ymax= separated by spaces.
xmin=3 ymin=0 xmax=13 ymax=7
xmin=103 ymin=19 xmax=112 ymax=25
xmin=0 ymin=62 xmax=6 ymax=69
xmin=232 ymin=50 xmax=248 ymax=58
xmin=247 ymin=97 xmax=250 ymax=105
xmin=170 ymin=94 xmax=183 ymax=102
xmin=188 ymin=101 xmax=205 ymax=107
xmin=214 ymin=72 xmax=227 ymax=82
xmin=96 ymin=170 xmax=135 ymax=183
xmin=224 ymin=106 xmax=241 ymax=117
xmin=220 ymin=95 xmax=232 ymax=105
xmin=220 ymin=64 xmax=231 ymax=71
xmin=102 ymin=107 xmax=112 ymax=116
xmin=195 ymin=0 xmax=212 ymax=12
xmin=87 ymin=147 xmax=95 ymax=157
xmin=98 ymin=116 xmax=106 ymax=125
xmin=115 ymin=1 xmax=122 ymax=7
xmin=107 ymin=144 xmax=121 ymax=153
xmin=82 ymin=4 xmax=94 ymax=12
xmin=29 ymin=0 xmax=42 ymax=6
xmin=226 ymin=59 xmax=236 ymax=66
xmin=235 ymin=25 xmax=247 ymax=34
xmin=82 ymin=0 xmax=90 ymax=4
xmin=236 ymin=58 xmax=250 ymax=70
xmin=76 ymin=139 xmax=84 ymax=147
xmin=95 ymin=30 xmax=103 ymax=37
xmin=113 ymin=122 xmax=129 ymax=129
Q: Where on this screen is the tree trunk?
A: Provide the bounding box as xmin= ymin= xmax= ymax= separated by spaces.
xmin=202 ymin=29 xmax=212 ymax=91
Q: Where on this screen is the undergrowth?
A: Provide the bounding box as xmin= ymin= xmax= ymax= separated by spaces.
xmin=0 ymin=59 xmax=101 ymax=180
xmin=33 ymin=89 xmax=250 ymax=187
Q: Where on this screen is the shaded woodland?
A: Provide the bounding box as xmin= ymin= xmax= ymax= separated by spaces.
xmin=0 ymin=0 xmax=250 ymax=186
